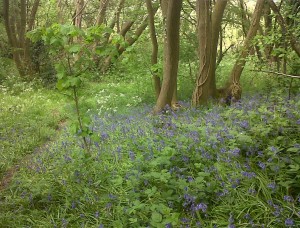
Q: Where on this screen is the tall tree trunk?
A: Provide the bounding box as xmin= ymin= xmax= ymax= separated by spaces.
xmin=224 ymin=0 xmax=265 ymax=102
xmin=74 ymin=0 xmax=85 ymax=28
xmin=192 ymin=0 xmax=228 ymax=106
xmin=3 ymin=0 xmax=37 ymax=77
xmin=96 ymin=0 xmax=109 ymax=25
xmin=146 ymin=0 xmax=161 ymax=99
xmin=153 ymin=0 xmax=182 ymax=114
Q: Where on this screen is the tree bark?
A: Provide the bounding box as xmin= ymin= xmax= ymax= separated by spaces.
xmin=146 ymin=0 xmax=161 ymax=99
xmin=153 ymin=0 xmax=182 ymax=114
xmin=192 ymin=0 xmax=228 ymax=106
xmin=224 ymin=0 xmax=265 ymax=101
xmin=74 ymin=0 xmax=85 ymax=28
xmin=96 ymin=0 xmax=110 ymax=25
xmin=3 ymin=0 xmax=38 ymax=77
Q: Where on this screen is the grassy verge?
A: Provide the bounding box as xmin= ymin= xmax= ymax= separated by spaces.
xmin=0 ymin=88 xmax=67 ymax=179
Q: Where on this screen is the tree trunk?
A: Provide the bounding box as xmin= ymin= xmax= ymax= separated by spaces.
xmin=74 ymin=0 xmax=85 ymax=28
xmin=153 ymin=0 xmax=182 ymax=114
xmin=224 ymin=0 xmax=265 ymax=102
xmin=96 ymin=0 xmax=110 ymax=25
xmin=146 ymin=0 xmax=161 ymax=99
xmin=3 ymin=0 xmax=37 ymax=77
xmin=192 ymin=0 xmax=228 ymax=106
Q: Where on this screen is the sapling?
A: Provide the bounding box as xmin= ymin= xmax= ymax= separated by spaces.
xmin=27 ymin=24 xmax=115 ymax=153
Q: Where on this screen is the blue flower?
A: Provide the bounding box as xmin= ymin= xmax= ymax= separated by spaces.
xmin=242 ymin=171 xmax=256 ymax=179
xmin=258 ymin=161 xmax=266 ymax=170
xmin=267 ymin=182 xmax=276 ymax=190
xmin=283 ymin=195 xmax=293 ymax=202
xmin=285 ymin=218 xmax=294 ymax=226
xmin=193 ymin=203 xmax=208 ymax=213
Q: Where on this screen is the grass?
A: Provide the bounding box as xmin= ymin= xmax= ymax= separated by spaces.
xmin=0 ymin=88 xmax=67 ymax=179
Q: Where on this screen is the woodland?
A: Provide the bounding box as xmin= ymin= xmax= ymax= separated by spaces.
xmin=0 ymin=0 xmax=300 ymax=227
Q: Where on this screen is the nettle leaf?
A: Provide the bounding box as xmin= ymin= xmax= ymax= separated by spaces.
xmin=69 ymin=44 xmax=82 ymax=53
xmin=69 ymin=77 xmax=82 ymax=87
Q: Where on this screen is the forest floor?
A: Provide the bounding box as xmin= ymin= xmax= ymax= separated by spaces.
xmin=0 ymin=119 xmax=67 ymax=191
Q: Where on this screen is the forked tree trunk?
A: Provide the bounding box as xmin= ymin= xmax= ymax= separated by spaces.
xmin=146 ymin=0 xmax=161 ymax=99
xmin=3 ymin=0 xmax=38 ymax=77
xmin=153 ymin=0 xmax=182 ymax=114
xmin=192 ymin=0 xmax=228 ymax=106
xmin=96 ymin=0 xmax=110 ymax=25
xmin=224 ymin=0 xmax=265 ymax=101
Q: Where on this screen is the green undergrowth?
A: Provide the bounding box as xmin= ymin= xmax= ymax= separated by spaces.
xmin=0 ymin=88 xmax=67 ymax=178
xmin=0 ymin=90 xmax=299 ymax=227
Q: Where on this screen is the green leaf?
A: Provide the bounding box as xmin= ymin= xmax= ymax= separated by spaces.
xmin=151 ymin=212 xmax=162 ymax=223
xmin=69 ymin=44 xmax=82 ymax=53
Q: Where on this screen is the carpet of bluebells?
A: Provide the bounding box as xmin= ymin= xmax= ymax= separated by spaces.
xmin=0 ymin=92 xmax=300 ymax=227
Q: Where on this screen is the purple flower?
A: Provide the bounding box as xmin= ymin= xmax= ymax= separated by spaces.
xmin=267 ymin=182 xmax=276 ymax=190
xmin=193 ymin=203 xmax=208 ymax=213
xmin=95 ymin=211 xmax=99 ymax=218
xmin=165 ymin=223 xmax=172 ymax=228
xmin=244 ymin=213 xmax=251 ymax=220
xmin=240 ymin=120 xmax=249 ymax=129
xmin=284 ymin=195 xmax=293 ymax=202
xmin=128 ymin=151 xmax=135 ymax=160
xmin=231 ymin=148 xmax=240 ymax=156
xmin=285 ymin=218 xmax=294 ymax=226
xmin=71 ymin=201 xmax=76 ymax=209
xmin=258 ymin=161 xmax=266 ymax=170
xmin=248 ymin=188 xmax=256 ymax=194
xmin=242 ymin=171 xmax=256 ymax=179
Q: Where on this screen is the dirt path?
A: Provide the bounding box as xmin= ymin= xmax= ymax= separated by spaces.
xmin=0 ymin=120 xmax=67 ymax=191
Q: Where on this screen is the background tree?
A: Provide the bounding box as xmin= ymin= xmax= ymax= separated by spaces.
xmin=146 ymin=0 xmax=161 ymax=99
xmin=3 ymin=0 xmax=40 ymax=77
xmin=153 ymin=0 xmax=182 ymax=114
xmin=192 ymin=0 xmax=228 ymax=106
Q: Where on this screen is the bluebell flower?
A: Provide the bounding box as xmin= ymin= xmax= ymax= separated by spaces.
xmin=285 ymin=218 xmax=294 ymax=226
xmin=242 ymin=171 xmax=256 ymax=179
xmin=193 ymin=203 xmax=208 ymax=213
xmin=258 ymin=161 xmax=266 ymax=170
xmin=267 ymin=182 xmax=276 ymax=190
xmin=283 ymin=195 xmax=293 ymax=202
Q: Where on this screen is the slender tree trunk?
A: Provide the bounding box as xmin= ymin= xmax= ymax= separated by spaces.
xmin=102 ymin=14 xmax=154 ymax=72
xmin=146 ymin=0 xmax=161 ymax=99
xmin=224 ymin=0 xmax=265 ymax=101
xmin=96 ymin=0 xmax=109 ymax=25
xmin=153 ymin=0 xmax=182 ymax=114
xmin=74 ymin=0 xmax=85 ymax=28
xmin=192 ymin=0 xmax=227 ymax=106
